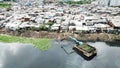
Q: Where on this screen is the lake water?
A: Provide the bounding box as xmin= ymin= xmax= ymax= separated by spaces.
xmin=0 ymin=41 xmax=120 ymax=68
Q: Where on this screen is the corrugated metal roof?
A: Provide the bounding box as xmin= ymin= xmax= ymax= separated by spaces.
xmin=110 ymin=16 xmax=120 ymax=27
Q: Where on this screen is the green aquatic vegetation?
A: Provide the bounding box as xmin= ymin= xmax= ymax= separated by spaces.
xmin=0 ymin=34 xmax=52 ymax=50
xmin=78 ymin=44 xmax=93 ymax=52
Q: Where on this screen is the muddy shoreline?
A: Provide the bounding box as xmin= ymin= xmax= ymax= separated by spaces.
xmin=0 ymin=28 xmax=120 ymax=42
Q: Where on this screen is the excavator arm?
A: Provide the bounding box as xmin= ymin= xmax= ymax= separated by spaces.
xmin=69 ymin=36 xmax=83 ymax=45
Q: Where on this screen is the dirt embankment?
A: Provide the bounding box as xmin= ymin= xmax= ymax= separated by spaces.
xmin=75 ymin=33 xmax=119 ymax=41
xmin=0 ymin=29 xmax=120 ymax=42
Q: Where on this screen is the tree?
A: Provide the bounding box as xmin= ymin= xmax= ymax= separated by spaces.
xmin=47 ymin=20 xmax=54 ymax=26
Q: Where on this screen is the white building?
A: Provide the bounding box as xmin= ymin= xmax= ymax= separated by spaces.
xmin=98 ymin=0 xmax=120 ymax=7
xmin=0 ymin=0 xmax=3 ymax=1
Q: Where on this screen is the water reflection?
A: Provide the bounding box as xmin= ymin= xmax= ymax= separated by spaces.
xmin=82 ymin=42 xmax=120 ymax=68
xmin=0 ymin=41 xmax=120 ymax=68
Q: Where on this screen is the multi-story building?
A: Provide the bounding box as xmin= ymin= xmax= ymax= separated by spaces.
xmin=98 ymin=0 xmax=120 ymax=7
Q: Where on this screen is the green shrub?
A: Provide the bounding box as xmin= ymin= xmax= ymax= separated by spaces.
xmin=65 ymin=1 xmax=91 ymax=5
xmin=47 ymin=20 xmax=54 ymax=26
xmin=0 ymin=2 xmax=11 ymax=8
xmin=39 ymin=25 xmax=48 ymax=31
